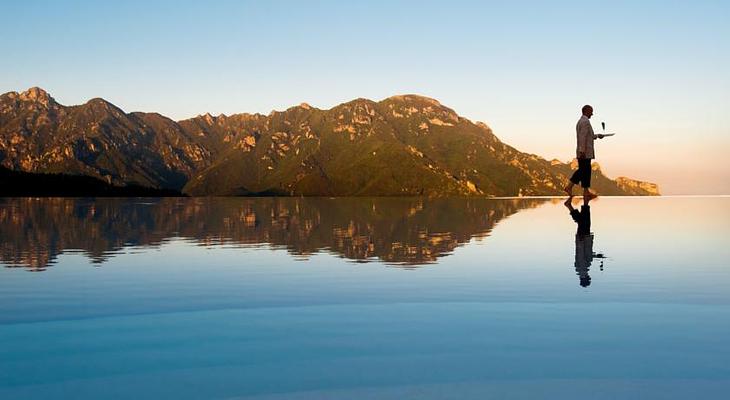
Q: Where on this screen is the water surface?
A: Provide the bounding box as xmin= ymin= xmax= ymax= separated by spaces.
xmin=1 ymin=197 xmax=728 ymax=399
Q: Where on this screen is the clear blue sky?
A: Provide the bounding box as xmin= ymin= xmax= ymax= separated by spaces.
xmin=2 ymin=0 xmax=728 ymax=194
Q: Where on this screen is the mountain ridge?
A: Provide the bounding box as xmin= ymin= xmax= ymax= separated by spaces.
xmin=0 ymin=87 xmax=659 ymax=196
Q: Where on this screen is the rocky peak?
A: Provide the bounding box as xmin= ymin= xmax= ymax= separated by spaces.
xmin=83 ymin=98 xmax=127 ymax=118
xmin=202 ymin=112 xmax=215 ymax=124
xmin=382 ymin=94 xmax=460 ymax=124
xmin=615 ymin=177 xmax=661 ymax=195
xmin=475 ymin=121 xmax=492 ymax=131
xmin=1 ymin=91 xmax=19 ymax=101
xmin=550 ymin=159 xmax=564 ymax=166
xmin=283 ymin=103 xmax=318 ymax=114
xmin=340 ymin=98 xmax=378 ymax=108
xmin=19 ymin=87 xmax=56 ymax=107
xmin=384 ymin=94 xmax=442 ymax=107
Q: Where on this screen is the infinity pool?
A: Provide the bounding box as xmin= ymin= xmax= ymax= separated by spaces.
xmin=1 ymin=197 xmax=728 ymax=399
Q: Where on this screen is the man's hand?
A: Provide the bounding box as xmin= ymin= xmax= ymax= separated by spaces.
xmin=597 ymin=134 xmax=605 ymax=139
xmin=578 ymin=151 xmax=586 ymax=158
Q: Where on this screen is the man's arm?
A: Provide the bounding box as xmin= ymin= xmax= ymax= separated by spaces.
xmin=587 ymin=122 xmax=607 ymax=139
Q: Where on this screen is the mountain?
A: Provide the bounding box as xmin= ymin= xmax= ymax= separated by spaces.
xmin=0 ymin=88 xmax=208 ymax=189
xmin=0 ymin=87 xmax=659 ymax=196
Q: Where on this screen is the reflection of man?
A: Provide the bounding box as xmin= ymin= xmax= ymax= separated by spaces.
xmin=564 ymin=105 xmax=606 ymax=199
xmin=565 ymin=197 xmax=594 ymax=287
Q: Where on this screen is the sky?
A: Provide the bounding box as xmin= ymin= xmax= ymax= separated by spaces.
xmin=1 ymin=0 xmax=728 ymax=194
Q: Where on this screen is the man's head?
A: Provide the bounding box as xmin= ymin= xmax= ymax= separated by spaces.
xmin=582 ymin=105 xmax=593 ymax=118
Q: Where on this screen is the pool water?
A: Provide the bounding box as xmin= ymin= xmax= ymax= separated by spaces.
xmin=1 ymin=197 xmax=728 ymax=399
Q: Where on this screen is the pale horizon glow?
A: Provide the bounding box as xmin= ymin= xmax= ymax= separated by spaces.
xmin=1 ymin=0 xmax=728 ymax=194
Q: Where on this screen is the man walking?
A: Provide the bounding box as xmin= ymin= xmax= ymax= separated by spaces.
xmin=565 ymin=105 xmax=605 ymax=198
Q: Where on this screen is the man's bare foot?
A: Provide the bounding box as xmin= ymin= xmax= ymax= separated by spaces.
xmin=583 ymin=191 xmax=598 ymax=200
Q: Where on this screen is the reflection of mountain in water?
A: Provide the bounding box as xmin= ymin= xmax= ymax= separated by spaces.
xmin=0 ymin=197 xmax=547 ymax=270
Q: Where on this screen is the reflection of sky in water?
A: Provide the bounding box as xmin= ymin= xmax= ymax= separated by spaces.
xmin=1 ymin=197 xmax=729 ymax=399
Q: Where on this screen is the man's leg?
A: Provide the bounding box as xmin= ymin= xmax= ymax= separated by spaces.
xmin=580 ymin=159 xmax=596 ymax=198
xmin=564 ymin=181 xmax=575 ymax=196
xmin=565 ymin=163 xmax=582 ymax=196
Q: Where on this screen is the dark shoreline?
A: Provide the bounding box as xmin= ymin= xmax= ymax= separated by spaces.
xmin=0 ymin=167 xmax=184 ymax=197
xmin=1 ymin=167 xmax=662 ymax=198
